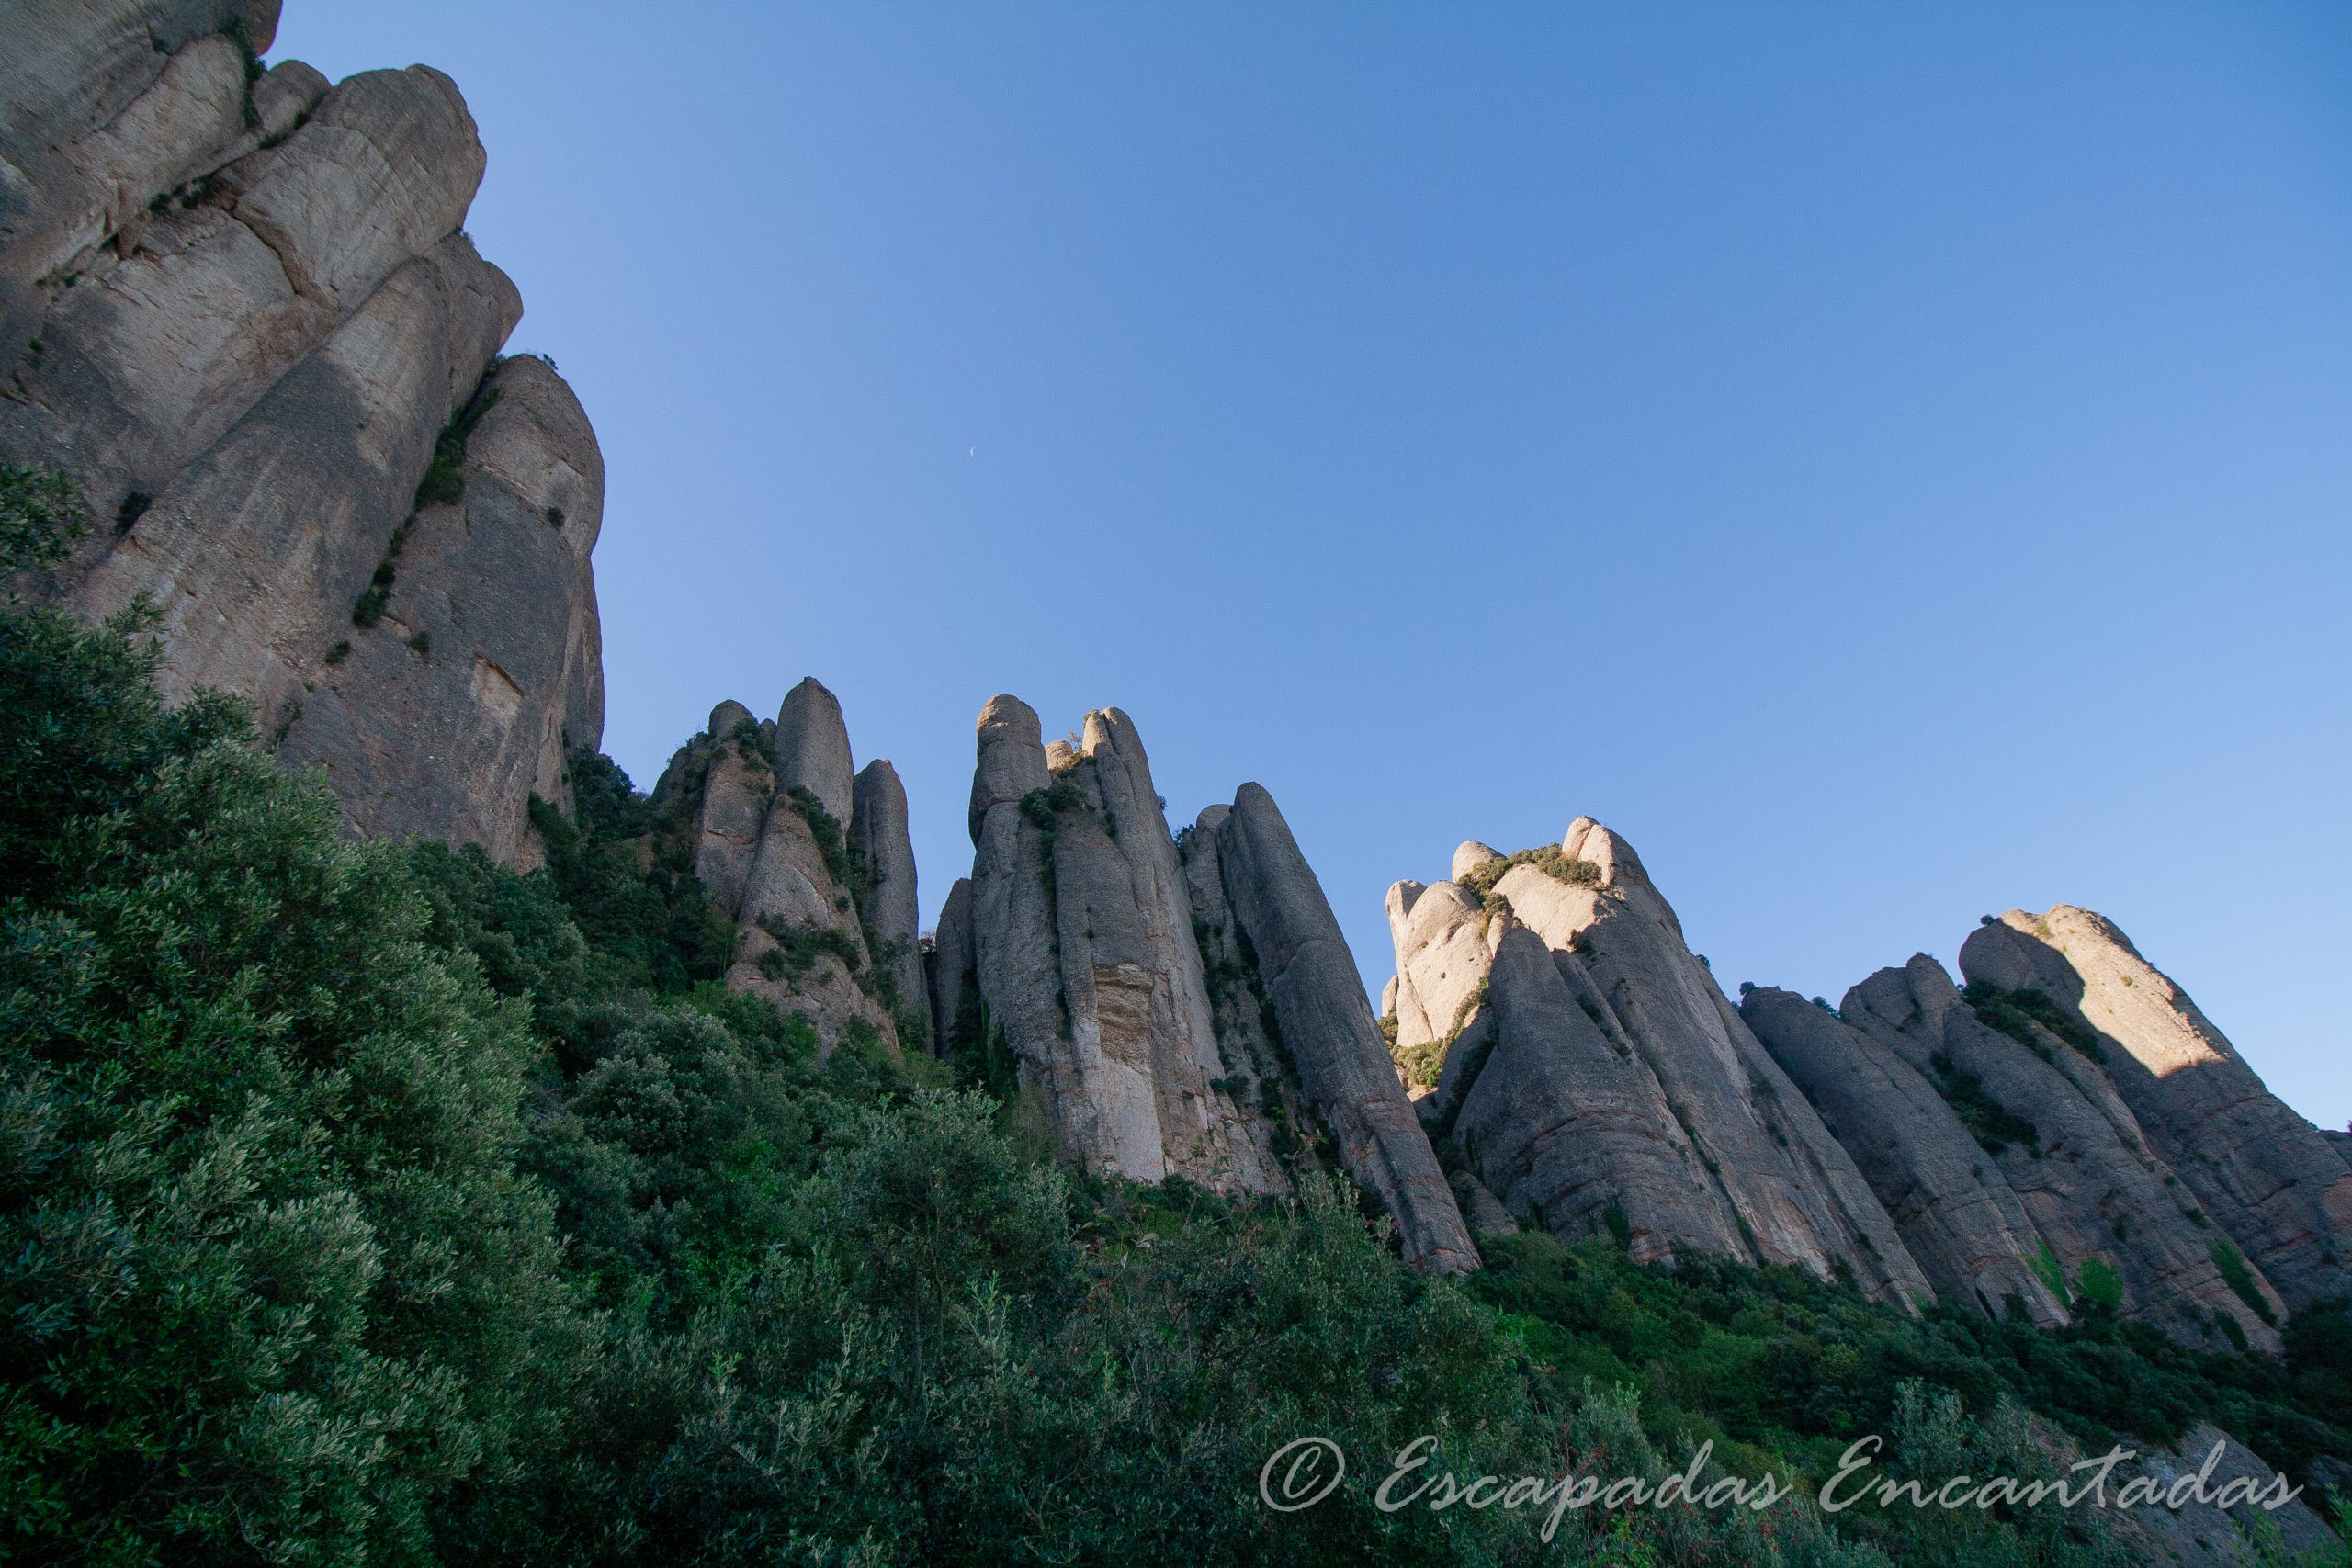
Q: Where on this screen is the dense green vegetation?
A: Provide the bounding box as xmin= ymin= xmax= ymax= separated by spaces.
xmin=4 ymin=472 xmax=2348 ymax=1564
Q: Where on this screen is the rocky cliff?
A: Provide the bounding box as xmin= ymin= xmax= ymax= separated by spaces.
xmin=1385 ymin=820 xmax=1933 ymax=1310
xmin=650 ymin=679 xmax=922 ymax=1055
xmin=1962 ymin=908 xmax=2352 ymax=1315
xmin=944 ymin=695 xmax=1477 ymax=1273
xmin=2 ymin=0 xmax=602 ymax=864
xmin=1381 ymin=819 xmax=2348 ymax=1351
xmin=1739 ymin=984 xmax=2073 ymax=1326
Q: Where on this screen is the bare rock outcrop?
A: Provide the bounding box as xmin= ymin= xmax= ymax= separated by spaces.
xmin=926 ymin=876 xmax=977 ymax=1058
xmin=1210 ymin=783 xmax=1479 ymax=1274
xmin=1506 ymin=821 xmax=1929 ymax=1303
xmin=1392 ymin=820 xmax=1930 ymax=1307
xmin=2 ymin=15 xmax=602 ymax=863
xmin=852 ymin=758 xmax=929 ymax=1043
xmin=650 ymin=682 xmax=903 ymax=1055
xmin=949 ymin=697 xmax=1476 ymax=1269
xmin=275 ymin=353 xmax=603 ymax=865
xmin=1843 ymin=955 xmax=2282 ymax=1351
xmin=1962 ymin=908 xmax=2352 ymax=1314
xmin=962 ymin=697 xmax=1283 ymax=1196
xmin=1741 ymin=986 xmax=2070 ymax=1325
xmin=1458 ymin=917 xmax=1743 ymax=1265
xmin=1385 ymin=875 xmax=1497 ymax=1112
xmin=774 ymin=676 xmax=854 ymax=828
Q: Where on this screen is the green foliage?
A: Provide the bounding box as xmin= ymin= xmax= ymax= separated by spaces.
xmin=752 ymin=910 xmax=864 ymax=983
xmin=525 ymin=772 xmax=734 ymax=999
xmin=415 ymin=387 xmax=503 ymax=510
xmin=1929 ymin=1052 xmax=2042 ymax=1157
xmin=0 ymin=462 xmax=85 ymax=575
xmin=1018 ymin=779 xmax=1090 ymax=832
xmin=2211 ymin=1238 xmax=2281 ymax=1328
xmin=1457 ymin=843 xmax=1602 ymax=905
xmin=2030 ymin=1239 xmax=2071 ymax=1303
xmin=1963 ymin=982 xmax=2108 ymax=1064
xmin=0 ymin=564 xmax=585 ymax=1563
xmin=2074 ymin=1258 xmax=2124 ymax=1314
xmin=1473 ymin=1227 xmax=2352 ymax=1526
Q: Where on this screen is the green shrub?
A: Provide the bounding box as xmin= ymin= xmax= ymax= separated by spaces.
xmin=0 ymin=547 xmax=587 ymax=1563
xmin=1456 ymin=843 xmax=1601 ymax=904
xmin=2074 ymin=1258 xmax=2124 ymax=1314
xmin=2211 ymin=1238 xmax=2280 ymax=1328
xmin=1962 ymin=981 xmax=2108 ymax=1064
xmin=415 ymin=388 xmax=503 ymax=510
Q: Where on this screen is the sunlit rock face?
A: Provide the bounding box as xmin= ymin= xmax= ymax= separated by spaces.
xmin=1842 ymin=953 xmax=2284 ymax=1353
xmin=1962 ymin=908 xmax=2352 ymax=1314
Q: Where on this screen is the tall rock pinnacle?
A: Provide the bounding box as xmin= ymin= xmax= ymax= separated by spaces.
xmin=953 ymin=696 xmax=1477 ymax=1271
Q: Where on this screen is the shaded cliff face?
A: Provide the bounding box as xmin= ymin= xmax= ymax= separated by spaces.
xmin=1385 ymin=821 xmax=1932 ymax=1310
xmin=1842 ymin=953 xmax=2284 ymax=1353
xmin=652 ymin=680 xmax=920 ymax=1056
xmin=1204 ymin=784 xmax=1480 ymax=1275
xmin=1740 ymin=986 xmax=2071 ymax=1326
xmin=949 ymin=695 xmax=1476 ymax=1272
xmin=1 ymin=3 xmax=602 ymax=865
xmin=1961 ymin=907 xmax=2352 ymax=1315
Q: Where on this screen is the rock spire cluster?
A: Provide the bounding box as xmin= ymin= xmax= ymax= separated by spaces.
xmin=1380 ymin=818 xmax=2347 ymax=1351
xmin=651 ymin=680 xmax=927 ymax=1055
xmin=933 ymin=695 xmax=1477 ymax=1272
xmin=10 ymin=0 xmax=2344 ymax=1357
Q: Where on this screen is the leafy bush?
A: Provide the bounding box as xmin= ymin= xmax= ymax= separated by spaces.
xmin=1963 ymin=982 xmax=2108 ymax=1064
xmin=1 ymin=534 xmax=586 ymax=1564
xmin=2212 ymin=1238 xmax=2281 ymax=1328
xmin=1457 ymin=843 xmax=1601 ymax=904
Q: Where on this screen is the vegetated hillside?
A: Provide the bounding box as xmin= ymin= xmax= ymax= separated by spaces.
xmin=5 ymin=471 xmax=2349 ymax=1567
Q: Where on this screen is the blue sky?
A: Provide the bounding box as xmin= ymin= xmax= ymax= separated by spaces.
xmin=276 ymin=3 xmax=2351 ymax=1128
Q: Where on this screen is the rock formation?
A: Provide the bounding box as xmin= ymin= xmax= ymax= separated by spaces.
xmin=926 ymin=874 xmax=977 ymax=1058
xmin=954 ymin=695 xmax=1476 ymax=1272
xmin=1385 ymin=822 xmax=1932 ymax=1308
xmin=1962 ymin=908 xmax=2352 ymax=1314
xmin=962 ymin=696 xmax=1284 ymax=1197
xmin=1740 ymin=986 xmax=2071 ymax=1325
xmin=1462 ymin=912 xmax=1747 ymax=1265
xmin=1204 ymin=783 xmax=1480 ymax=1274
xmin=653 ymin=679 xmax=910 ymax=1055
xmin=852 ymin=757 xmax=929 ymax=1044
xmin=2 ymin=2 xmax=602 ymax=864
xmin=1842 ymin=954 xmax=2283 ymax=1351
